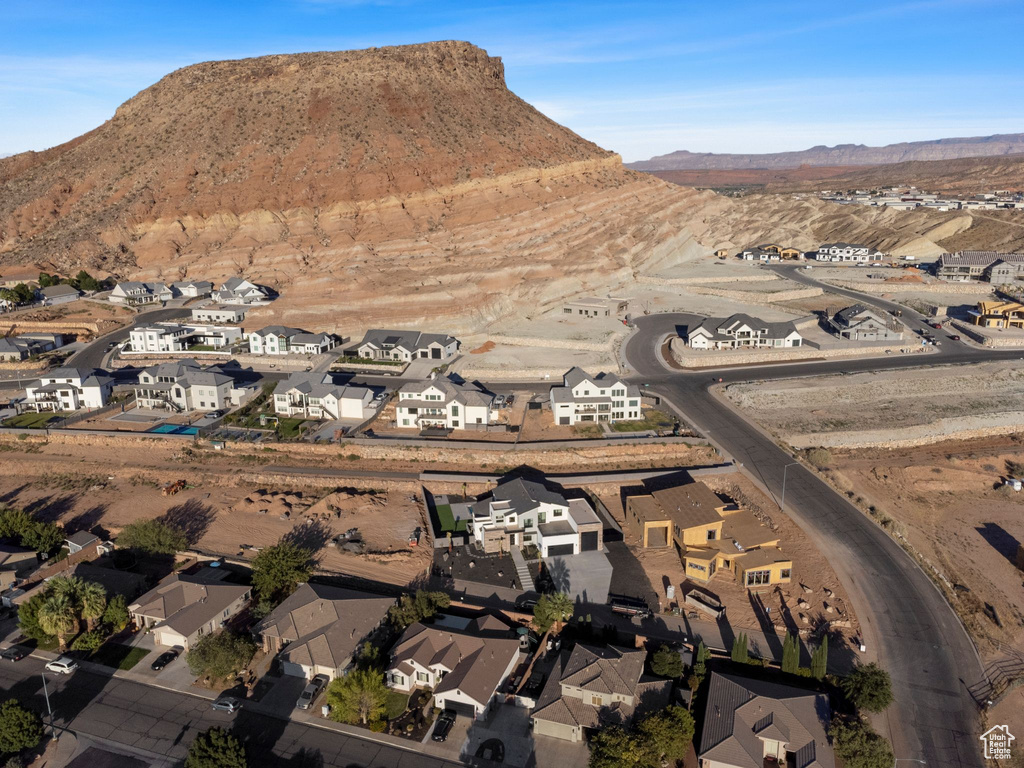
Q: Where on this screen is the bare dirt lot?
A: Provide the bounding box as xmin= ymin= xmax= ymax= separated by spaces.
xmin=591 ymin=471 xmax=860 ymax=647
xmin=725 ymin=362 xmax=1024 ymax=449
xmin=826 ymin=436 xmax=1024 ymax=660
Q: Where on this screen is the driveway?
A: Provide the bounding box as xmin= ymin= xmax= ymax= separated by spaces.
xmin=543 ymin=550 xmax=612 ymax=604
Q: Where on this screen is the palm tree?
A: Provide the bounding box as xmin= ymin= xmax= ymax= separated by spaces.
xmin=38 ymin=594 xmax=77 ymax=652
xmin=79 ymin=581 xmax=107 ymax=631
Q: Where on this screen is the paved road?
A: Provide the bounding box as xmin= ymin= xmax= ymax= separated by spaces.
xmin=623 ymin=312 xmax=999 ymax=768
xmin=67 ymin=307 xmax=191 ymax=371
xmin=0 ymin=658 xmax=461 ymax=768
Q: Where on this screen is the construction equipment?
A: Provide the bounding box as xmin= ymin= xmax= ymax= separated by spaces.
xmin=162 ymin=479 xmax=187 ymax=496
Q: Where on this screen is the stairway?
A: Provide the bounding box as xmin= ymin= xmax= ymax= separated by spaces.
xmin=509 ymin=546 xmax=535 ymax=592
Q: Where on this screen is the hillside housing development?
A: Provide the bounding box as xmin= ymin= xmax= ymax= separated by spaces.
xmin=350 ymin=329 xmax=460 ymax=362
xmin=686 ymin=314 xmax=803 ymax=350
xmin=248 ymin=326 xmax=339 ymax=356
xmin=394 ymin=379 xmax=496 ymax=430
xmin=272 ymin=372 xmax=375 ymax=421
xmin=549 ymin=367 xmax=642 ymax=425
xmin=19 ymin=367 xmax=113 ymax=413
xmin=936 ymin=251 xmax=1024 ymax=283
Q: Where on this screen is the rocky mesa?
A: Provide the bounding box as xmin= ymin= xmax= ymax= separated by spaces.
xmin=0 ymin=41 xmax=715 ymax=332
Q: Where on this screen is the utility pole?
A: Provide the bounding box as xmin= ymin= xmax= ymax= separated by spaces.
xmin=780 ymin=462 xmax=800 ymax=512
xmin=41 ymin=672 xmax=57 ymax=741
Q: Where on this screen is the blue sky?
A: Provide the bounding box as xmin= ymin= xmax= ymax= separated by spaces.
xmin=3 ymin=0 xmax=1023 ymax=161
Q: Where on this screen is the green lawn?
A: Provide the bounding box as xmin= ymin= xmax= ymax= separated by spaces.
xmin=91 ymin=644 xmax=150 ymax=671
xmin=336 ymin=356 xmax=405 ymax=367
xmin=3 ymin=412 xmax=64 ymax=429
xmin=385 ymin=690 xmax=409 ymax=720
xmin=276 ymin=417 xmax=307 ymax=440
xmin=610 ymin=409 xmax=675 ymax=433
xmin=435 ymin=503 xmax=467 ymax=534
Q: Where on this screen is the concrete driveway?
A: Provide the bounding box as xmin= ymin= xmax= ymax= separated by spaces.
xmin=543 ymin=550 xmax=612 ymax=604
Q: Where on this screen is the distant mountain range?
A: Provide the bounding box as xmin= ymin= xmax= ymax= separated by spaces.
xmin=628 ymin=133 xmax=1024 ymax=171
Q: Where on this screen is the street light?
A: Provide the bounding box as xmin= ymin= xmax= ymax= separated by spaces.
xmin=40 ymin=671 xmax=58 ymax=741
xmin=780 ymin=462 xmax=800 ymax=512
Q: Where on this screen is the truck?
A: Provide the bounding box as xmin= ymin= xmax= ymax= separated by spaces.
xmin=608 ymin=594 xmax=652 ymax=619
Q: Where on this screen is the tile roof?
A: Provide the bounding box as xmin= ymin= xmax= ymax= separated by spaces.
xmin=129 ymin=568 xmax=249 ymax=639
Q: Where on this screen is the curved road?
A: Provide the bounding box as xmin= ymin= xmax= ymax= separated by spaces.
xmin=621 ymin=303 xmax=1020 ymax=768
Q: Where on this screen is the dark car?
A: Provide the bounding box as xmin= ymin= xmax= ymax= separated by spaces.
xmin=514 ymin=595 xmax=539 ymax=613
xmin=949 ymin=334 xmax=961 ymax=341
xmin=1 ymin=647 xmax=28 ymax=662
xmin=432 ymin=710 xmax=457 ymax=742
xmin=151 ymin=649 xmax=179 ymax=671
xmin=296 ymin=673 xmax=330 ymax=710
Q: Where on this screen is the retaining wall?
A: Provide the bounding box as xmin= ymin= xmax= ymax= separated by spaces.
xmin=668 ymin=336 xmax=926 ymax=368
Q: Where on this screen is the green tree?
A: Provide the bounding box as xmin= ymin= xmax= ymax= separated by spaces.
xmin=38 ymin=273 xmax=56 ymax=288
xmin=78 ymin=581 xmax=107 ymax=631
xmin=326 ymin=668 xmax=389 ymax=725
xmin=37 ymin=593 xmax=76 ymax=652
xmin=781 ymin=632 xmax=799 ymax=674
xmin=693 ymin=640 xmax=710 ymax=678
xmin=17 ymin=595 xmax=53 ymax=644
xmin=532 ymin=592 xmax=574 ymax=634
xmin=387 ymin=590 xmax=451 ymax=630
xmin=731 ymin=632 xmax=749 ymax=664
xmin=588 ymin=725 xmax=654 ymax=768
xmin=102 ymin=594 xmax=130 ymax=631
xmin=186 ymin=632 xmax=257 ymax=679
xmin=0 ymin=700 xmax=43 ymax=756
xmin=0 ymin=507 xmax=63 ymax=555
xmin=250 ymin=540 xmax=313 ymax=604
xmin=185 ymin=726 xmax=247 ymax=768
xmin=841 ymin=662 xmax=894 ymax=713
xmin=637 ymin=705 xmax=695 ymax=764
xmin=651 ymin=644 xmax=684 ymax=678
xmin=75 ymin=271 xmax=101 ymax=292
xmin=810 ymin=635 xmax=829 ymax=680
xmin=116 ymin=519 xmax=188 ymax=554
xmin=70 ymin=630 xmax=105 ymax=652
xmin=830 ymin=717 xmax=894 ymax=768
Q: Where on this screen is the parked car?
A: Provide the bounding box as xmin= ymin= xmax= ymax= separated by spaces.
xmin=150 ymin=649 xmax=179 ymax=671
xmin=505 ymin=394 xmax=515 ymax=407
xmin=432 ymin=710 xmax=457 ymax=742
xmin=949 ymin=334 xmax=961 ymax=341
xmin=45 ymin=657 xmax=79 ymax=675
xmin=514 ymin=594 xmax=539 ymax=613
xmin=296 ymin=673 xmax=329 ymax=710
xmin=211 ymin=697 xmax=242 ymax=713
xmin=493 ymin=395 xmax=506 ymax=409
xmin=1 ymin=647 xmax=28 ymax=662
xmin=930 ymin=322 xmax=943 ymax=329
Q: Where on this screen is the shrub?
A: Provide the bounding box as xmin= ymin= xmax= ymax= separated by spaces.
xmin=650 ymin=644 xmax=684 ymax=678
xmin=805 ymin=447 xmax=832 ymax=470
xmin=185 ymin=726 xmax=246 ymax=768
xmin=102 ymin=594 xmax=130 ymax=632
xmin=388 ymin=590 xmax=451 ymax=630
xmin=186 ymin=632 xmax=257 ymax=679
xmin=71 ymin=630 xmax=105 ymax=652
xmin=830 ymin=717 xmax=894 ymax=768
xmin=117 ymin=519 xmax=187 ymax=554
xmin=0 ymin=700 xmax=43 ymax=755
xmin=841 ymin=662 xmax=894 ymax=713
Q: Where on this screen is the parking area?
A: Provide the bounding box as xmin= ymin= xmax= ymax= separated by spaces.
xmin=542 ymin=550 xmax=613 ymax=604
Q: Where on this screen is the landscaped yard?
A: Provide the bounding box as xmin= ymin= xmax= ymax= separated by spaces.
xmin=335 ymin=355 xmax=405 ymax=368
xmin=275 ymin=417 xmax=307 ymax=440
xmin=3 ymin=412 xmax=64 ymax=429
xmin=610 ymin=409 xmax=676 ymax=432
xmin=435 ymin=503 xmax=468 ymax=534
xmin=91 ymin=644 xmax=150 ymax=671
xmin=572 ymin=423 xmax=603 ymax=438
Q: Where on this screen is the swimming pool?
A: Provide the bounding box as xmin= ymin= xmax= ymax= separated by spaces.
xmin=148 ymin=424 xmax=199 ymax=436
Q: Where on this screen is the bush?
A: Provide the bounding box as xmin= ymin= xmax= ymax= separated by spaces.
xmin=251 ymin=541 xmax=314 ymax=604
xmin=388 ymin=590 xmax=451 ymax=630
xmin=369 ymin=720 xmax=386 ymax=733
xmin=186 ymin=632 xmax=257 ymax=679
xmin=805 ymin=447 xmax=833 ymax=470
xmin=841 ymin=662 xmax=894 ymax=713
xmin=830 ymin=717 xmax=894 ymax=768
xmin=117 ymin=519 xmax=187 ymax=554
xmin=71 ymin=630 xmax=105 ymax=652
xmin=0 ymin=699 xmax=43 ymax=755
xmin=102 ymin=594 xmax=130 ymax=632
xmin=185 ymin=726 xmax=246 ymax=768
xmin=650 ymin=645 xmax=684 ymax=678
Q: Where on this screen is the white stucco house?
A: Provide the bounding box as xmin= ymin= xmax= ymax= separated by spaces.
xmin=191 ymin=305 xmax=247 ymax=324
xmin=134 ymin=360 xmax=236 ymax=412
xmin=686 ymin=314 xmax=803 ymax=350
xmin=129 ymin=323 xmax=242 ymax=353
xmin=248 ymin=326 xmax=338 ymax=356
xmin=212 ymin=277 xmax=270 ymax=304
xmin=352 ymin=329 xmax=460 ymax=362
xmin=549 ymin=367 xmax=642 ymax=426
xmin=20 ymin=368 xmax=113 ymax=413
xmin=394 ymin=379 xmax=496 ymax=430
xmin=273 ymin=373 xmax=374 ymax=420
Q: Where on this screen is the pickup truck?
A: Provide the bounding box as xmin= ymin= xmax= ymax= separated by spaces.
xmin=608 ymin=595 xmax=652 ymax=619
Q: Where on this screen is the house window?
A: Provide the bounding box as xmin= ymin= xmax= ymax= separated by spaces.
xmin=590 ymin=695 xmax=602 ymax=706
xmin=522 ymin=519 xmax=532 ymax=529
xmin=688 ymin=562 xmax=707 ymax=573
xmin=416 ymin=672 xmax=430 ymax=684
xmin=745 ymin=569 xmax=771 ymax=587
xmin=706 ymin=529 xmax=717 ymax=541
xmin=553 ymin=510 xmax=562 ymax=517
xmin=391 ymin=673 xmax=405 ymax=686
xmin=780 ymin=568 xmax=792 ymax=580
xmin=538 ymin=512 xmax=547 ymax=524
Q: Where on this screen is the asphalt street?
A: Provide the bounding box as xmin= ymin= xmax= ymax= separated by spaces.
xmin=0 ymin=658 xmax=462 ymax=768
xmin=622 ymin=307 xmax=1008 ymax=768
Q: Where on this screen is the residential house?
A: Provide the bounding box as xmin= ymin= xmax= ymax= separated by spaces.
xmin=353 ymin=329 xmax=460 ymax=362
xmin=128 ymin=565 xmax=251 ymax=650
xmin=697 ymin=672 xmax=835 ymax=768
xmin=385 ymin=614 xmax=520 ymax=719
xmin=778 ymin=246 xmax=803 ymax=259
xmin=625 ymin=481 xmax=792 ymax=589
xmin=248 ymin=326 xmax=338 ymax=356
xmin=686 ymin=314 xmax=803 ymax=350
xmin=40 ymin=284 xmax=82 ymax=305
xmin=936 ymin=251 xmax=1024 ymax=283
xmin=213 ymin=277 xmax=270 ymax=304
xmin=549 ymin=367 xmax=642 ymax=426
xmin=273 ymin=372 xmax=374 ymax=421
xmin=970 ymin=300 xmax=1024 ymax=328
xmin=128 ymin=323 xmax=242 ymax=353
xmin=531 ymin=644 xmax=671 ymax=743
xmin=134 ymin=360 xmax=235 ymax=412
xmin=20 ymin=368 xmax=113 ymax=413
xmin=561 ymin=297 xmax=629 ymax=319
xmin=171 ymin=280 xmax=213 ymax=299
xmin=468 ymin=476 xmax=603 ymax=557
xmin=814 ymin=242 xmax=881 ymax=262
xmin=827 ymin=305 xmax=904 ymax=341
xmin=257 ymin=583 xmax=394 ymax=680
xmin=191 ymin=305 xmax=247 ymax=324
xmin=739 ymin=248 xmax=779 ymax=263
xmin=0 ymin=545 xmax=38 ymax=592
xmin=0 ymin=335 xmax=59 ymax=361
xmin=65 ymin=530 xmax=101 ymax=555
xmin=109 ymin=281 xmax=174 ymax=305
xmin=394 ymin=379 xmax=496 ymax=430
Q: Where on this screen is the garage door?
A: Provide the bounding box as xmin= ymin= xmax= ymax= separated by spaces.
xmin=547 ymin=543 xmax=575 ymax=557
xmin=581 ymin=532 xmax=599 ymax=551
xmin=438 ymin=699 xmax=477 ymax=718
xmin=431 ymin=348 xmax=442 ymax=359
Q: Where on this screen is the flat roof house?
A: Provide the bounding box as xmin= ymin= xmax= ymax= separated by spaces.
xmin=128 ymin=565 xmax=250 ymax=650
xmin=256 ymin=583 xmax=394 ymax=681
xmin=129 ymin=323 xmax=242 ymax=353
xmin=687 ymin=314 xmax=802 ymax=350
xmin=561 ymin=297 xmax=629 ymax=318
xmin=273 ymin=372 xmax=374 ymax=421
xmin=827 ymin=305 xmax=904 ymax=341
xmin=549 ymin=367 xmax=642 ymax=426
xmin=626 ymin=481 xmax=792 ymax=589
xmin=249 ymin=326 xmax=338 ymax=356
xmin=469 ymin=476 xmax=603 ymax=557
xmin=353 ymin=329 xmax=460 ymax=362
xmin=395 ymin=379 xmax=496 ymax=430
xmin=20 ymin=367 xmax=113 ymax=413
xmin=385 ymin=614 xmax=520 ymax=719
xmin=135 ymin=360 xmax=235 ymax=413
xmin=697 ymin=672 xmax=835 ymax=768
xmin=532 ymin=644 xmax=671 ymax=743
xmin=191 ymin=305 xmax=247 ymax=324
xmin=814 ymin=242 xmax=881 ymax=262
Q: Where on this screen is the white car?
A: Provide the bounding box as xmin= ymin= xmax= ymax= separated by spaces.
xmin=45 ymin=657 xmax=79 ymax=675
